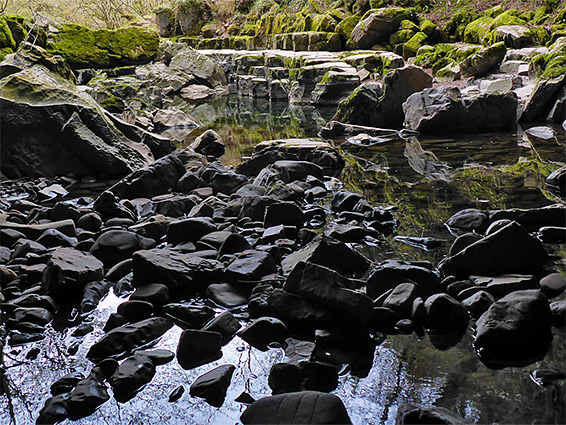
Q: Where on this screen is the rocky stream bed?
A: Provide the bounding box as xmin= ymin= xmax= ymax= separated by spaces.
xmin=1 ymin=12 xmax=566 ymax=424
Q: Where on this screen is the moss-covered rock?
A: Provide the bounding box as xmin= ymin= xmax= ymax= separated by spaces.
xmin=0 ymin=16 xmax=16 ymax=51
xmin=175 ymin=0 xmax=212 ymax=36
xmin=47 ymin=25 xmax=159 ymax=69
xmin=351 ymin=7 xmax=415 ymax=49
xmin=403 ymin=31 xmax=427 ymax=58
xmin=459 ymin=41 xmax=506 ymax=77
xmin=389 ymin=28 xmax=416 ymax=45
xmin=336 ymin=12 xmax=363 ymax=39
xmin=444 ymin=9 xmax=479 ymax=41
xmin=463 ymin=16 xmax=494 ymax=44
xmin=155 ymin=6 xmax=175 ymax=37
xmin=0 ymin=47 xmax=14 ymax=62
xmin=4 ymin=16 xmax=28 ymax=47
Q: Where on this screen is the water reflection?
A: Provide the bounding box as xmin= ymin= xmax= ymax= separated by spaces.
xmin=1 ymin=100 xmax=565 ymax=424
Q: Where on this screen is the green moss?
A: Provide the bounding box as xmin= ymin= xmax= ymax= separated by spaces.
xmin=4 ymin=15 xmax=28 ymax=47
xmin=336 ymin=12 xmax=362 ymax=39
xmin=402 ymin=31 xmax=427 ymax=58
xmin=389 ymin=28 xmax=416 ymax=45
xmin=485 ymin=5 xmax=504 ymax=18
xmin=400 ymin=19 xmax=419 ymax=31
xmin=444 ymin=9 xmax=479 ymax=41
xmin=419 ymin=18 xmax=437 ymax=37
xmin=532 ymin=6 xmax=550 ymax=24
xmin=312 ymin=14 xmax=337 ymax=32
xmin=542 ymin=52 xmax=566 ymax=79
xmin=46 ymin=24 xmax=159 ymax=69
xmin=463 ymin=16 xmax=495 ymax=44
xmin=0 ymin=17 xmax=16 ymax=51
xmin=241 ymin=23 xmax=257 ymax=36
xmin=492 ymin=10 xmax=526 ymax=27
xmin=0 ymin=46 xmax=14 ymax=61
xmin=369 ymin=0 xmax=388 ymax=8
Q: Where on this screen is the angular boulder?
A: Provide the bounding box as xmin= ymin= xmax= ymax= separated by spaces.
xmin=403 ymin=86 xmax=518 ymax=133
xmin=132 ymin=249 xmax=225 ymax=294
xmin=189 ymin=364 xmax=235 ymax=407
xmin=440 ymin=221 xmax=548 ymax=278
xmin=86 ymin=317 xmax=173 ymax=362
xmin=0 ymin=65 xmax=152 ymax=178
xmin=475 ymin=290 xmax=552 ymax=368
xmin=42 ymin=247 xmax=104 ymax=296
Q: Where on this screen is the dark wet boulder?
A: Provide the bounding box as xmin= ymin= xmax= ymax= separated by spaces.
xmin=189 ymin=364 xmax=235 ymax=407
xmin=109 ymin=353 xmax=156 ymax=403
xmin=226 ymin=249 xmax=277 ymax=281
xmin=440 ymin=221 xmax=548 ymax=278
xmin=42 ymin=247 xmax=104 ymax=297
xmin=366 ymin=260 xmax=440 ymax=299
xmin=475 ymin=290 xmax=552 ymax=369
xmin=237 ymin=317 xmax=289 ymax=351
xmin=382 ymin=283 xmax=419 ymax=318
xmin=90 ymin=230 xmax=155 ymax=267
xmin=13 ymin=307 xmax=53 ymax=326
xmin=93 ymin=191 xmax=137 ymax=221
xmin=162 ymin=303 xmax=215 ymax=329
xmin=236 ymin=139 xmax=344 ymax=178
xmin=424 ymin=294 xmax=469 ymax=335
xmin=50 ymin=372 xmax=85 ymax=396
xmin=249 ymin=284 xmax=338 ymax=331
xmin=264 ymin=201 xmax=305 ymax=229
xmin=228 ymin=195 xmax=276 ymax=222
xmin=132 ymin=249 xmax=225 ymax=294
xmin=66 ymin=367 xmax=110 ymax=420
xmin=0 ymin=219 xmax=75 ymax=241
xmin=190 ymin=129 xmax=225 ymax=157
xmin=403 ymin=86 xmax=517 ymax=134
xmin=109 ymin=152 xmax=187 ymax=200
xmin=331 ymin=191 xmax=363 ymax=212
xmin=77 ymin=212 xmax=103 ymax=232
xmin=396 ymin=404 xmax=468 ymax=425
xmin=166 ymin=217 xmax=217 ymax=244
xmin=281 ymin=234 xmax=369 ymax=278
xmin=241 ymin=391 xmax=352 ymax=425
xmin=36 ymin=393 xmax=69 ymax=424
xmin=0 ymin=65 xmax=152 ymax=179
xmin=448 ymin=233 xmax=483 ymax=257
xmin=446 ymin=208 xmax=489 ymax=233
xmin=490 ymin=204 xmax=566 ymax=231
xmin=177 ymin=329 xmax=223 ymax=370
xmin=539 ymin=273 xmax=566 ymax=299
xmin=284 ymin=261 xmax=373 ymax=326
xmin=462 ymin=290 xmax=495 ymax=319
xmin=218 ymin=233 xmax=252 ymax=257
xmin=130 ymin=283 xmax=170 ymax=307
xmin=201 ymin=311 xmax=242 ymax=346
xmin=117 ymin=300 xmax=154 ymax=323
xmin=36 ymin=228 xmax=77 ymax=248
xmin=269 ymin=361 xmax=339 ymax=395
xmin=471 ymin=274 xmax=538 ymax=299
xmin=133 ymin=349 xmax=175 ymax=365
xmin=206 ymin=283 xmax=249 ymax=308
xmin=86 ymin=317 xmax=173 ymax=362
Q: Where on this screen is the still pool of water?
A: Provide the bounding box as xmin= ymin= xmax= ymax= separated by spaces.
xmin=1 ymin=99 xmax=565 ymax=424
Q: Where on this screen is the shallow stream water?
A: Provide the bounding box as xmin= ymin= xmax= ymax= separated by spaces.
xmin=1 ymin=99 xmax=565 ymax=424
